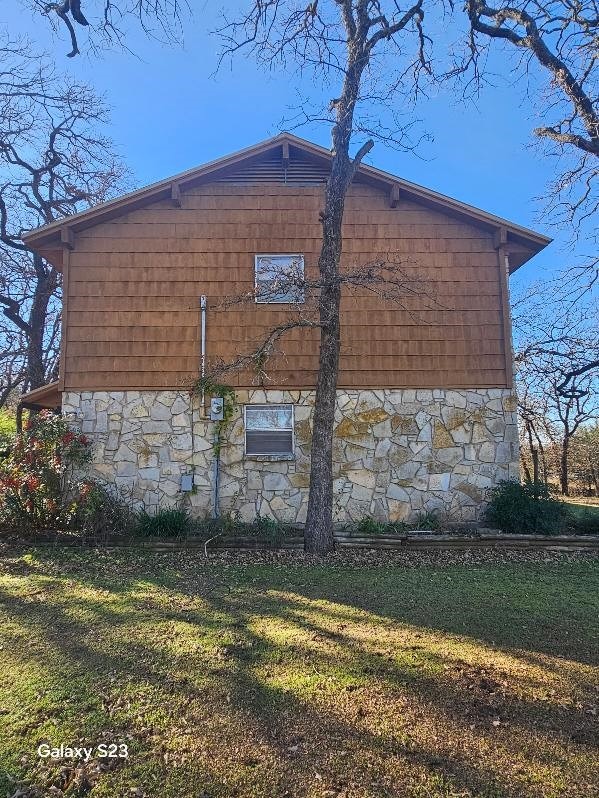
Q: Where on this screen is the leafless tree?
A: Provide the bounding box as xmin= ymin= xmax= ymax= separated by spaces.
xmin=19 ymin=0 xmax=186 ymax=57
xmin=462 ymin=0 xmax=598 ymax=285
xmin=216 ymin=1 xmax=436 ymax=553
xmin=0 ymin=38 xmax=126 ymax=402
xmin=208 ymin=257 xmax=433 ymax=382
xmin=513 ymin=279 xmax=598 ymax=494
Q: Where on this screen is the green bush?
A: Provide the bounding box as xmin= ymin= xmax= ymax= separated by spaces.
xmin=355 ymin=516 xmax=391 ymax=536
xmin=135 ymin=507 xmax=193 ymax=538
xmin=253 ymin=513 xmax=288 ymax=549
xmin=354 ymin=510 xmax=441 ymax=536
xmin=193 ymin=513 xmax=294 ymax=549
xmin=410 ymin=511 xmax=442 ymax=531
xmin=484 ymin=480 xmax=568 ymax=535
xmin=564 ymin=506 xmax=599 ymax=536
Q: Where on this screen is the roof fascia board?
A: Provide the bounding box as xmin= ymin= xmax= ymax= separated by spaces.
xmin=23 ymin=132 xmax=551 ymax=252
xmin=23 ymin=134 xmax=291 ymax=247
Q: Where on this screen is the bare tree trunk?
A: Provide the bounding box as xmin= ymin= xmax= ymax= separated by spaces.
xmin=304 ymin=152 xmax=347 ymax=553
xmin=532 ymin=448 xmax=540 ymax=485
xmin=521 ymin=456 xmax=532 ymax=484
xmin=25 ymin=260 xmax=58 ymax=391
xmin=304 ymin=55 xmax=370 ymax=554
xmin=215 ymin=1 xmax=429 ymax=553
xmin=560 ymin=435 xmax=570 ymax=496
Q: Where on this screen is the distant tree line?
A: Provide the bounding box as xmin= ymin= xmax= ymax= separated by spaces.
xmin=514 ymin=278 xmax=598 ymax=496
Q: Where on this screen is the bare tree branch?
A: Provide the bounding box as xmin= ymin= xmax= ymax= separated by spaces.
xmin=0 ymin=36 xmax=128 ymax=401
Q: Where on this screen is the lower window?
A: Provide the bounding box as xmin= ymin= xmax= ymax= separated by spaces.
xmin=244 ymin=404 xmax=294 ymax=456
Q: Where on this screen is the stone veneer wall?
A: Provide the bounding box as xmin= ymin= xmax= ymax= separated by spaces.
xmin=62 ymin=388 xmax=519 ymax=524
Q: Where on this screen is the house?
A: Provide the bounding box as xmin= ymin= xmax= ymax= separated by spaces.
xmin=21 ymin=134 xmax=550 ymax=524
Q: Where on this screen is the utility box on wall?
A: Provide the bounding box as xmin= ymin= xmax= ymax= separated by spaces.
xmin=180 ymin=473 xmax=193 ymax=492
xmin=210 ymin=397 xmax=224 ymax=421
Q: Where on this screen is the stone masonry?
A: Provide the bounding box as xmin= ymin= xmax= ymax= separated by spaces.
xmin=62 ymin=388 xmax=519 ymax=524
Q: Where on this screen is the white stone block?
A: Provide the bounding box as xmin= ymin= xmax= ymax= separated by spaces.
xmin=444 ymin=390 xmax=467 ymax=409
xmin=387 ymin=484 xmax=409 ymax=502
xmin=495 ymin=442 xmax=513 ymax=463
xmin=263 ymin=472 xmax=289 ymax=491
xmin=429 ymin=473 xmax=451 ymax=491
xmin=436 ymin=447 xmax=463 ymax=466
xmin=479 ymin=442 xmax=496 ymax=463
xmin=150 ymin=403 xmax=172 ymax=421
xmin=142 ymin=421 xmax=171 ymax=434
xmin=346 ymin=469 xmax=376 ymax=490
xmin=115 ymin=444 xmax=137 ymax=462
xmin=171 ymin=396 xmax=189 ymax=415
xmin=375 ymin=439 xmax=391 ymax=458
xmin=171 ymin=433 xmax=192 ymax=451
xmin=156 ymin=391 xmax=178 ymax=406
xmin=161 ymin=480 xmax=180 ymax=497
xmin=139 ymin=467 xmax=160 ymax=482
xmin=351 ymin=484 xmax=372 ymax=502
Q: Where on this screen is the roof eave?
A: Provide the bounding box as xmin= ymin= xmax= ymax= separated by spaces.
xmin=18 ymin=380 xmax=62 ymax=409
xmin=22 ymin=132 xmax=551 ymax=258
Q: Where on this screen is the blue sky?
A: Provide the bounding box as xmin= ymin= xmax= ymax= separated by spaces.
xmin=6 ymin=2 xmax=587 ymax=291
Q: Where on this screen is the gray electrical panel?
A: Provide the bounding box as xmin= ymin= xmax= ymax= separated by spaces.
xmin=180 ymin=473 xmax=193 ymax=492
xmin=210 ymin=397 xmax=224 ymax=421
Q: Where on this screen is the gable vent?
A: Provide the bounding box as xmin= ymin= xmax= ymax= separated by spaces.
xmin=215 ymin=151 xmax=330 ymax=185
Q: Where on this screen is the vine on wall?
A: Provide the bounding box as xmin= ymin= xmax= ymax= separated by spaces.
xmin=190 ymin=377 xmax=236 ymax=456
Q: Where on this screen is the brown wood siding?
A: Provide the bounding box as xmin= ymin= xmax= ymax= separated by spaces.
xmin=64 ymin=182 xmax=510 ymax=390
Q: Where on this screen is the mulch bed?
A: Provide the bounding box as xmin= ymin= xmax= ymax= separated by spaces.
xmin=1 ymin=539 xmax=598 ymax=568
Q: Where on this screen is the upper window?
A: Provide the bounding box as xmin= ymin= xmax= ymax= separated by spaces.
xmin=245 ymin=404 xmax=294 ymax=456
xmin=255 ymin=254 xmax=305 ymax=304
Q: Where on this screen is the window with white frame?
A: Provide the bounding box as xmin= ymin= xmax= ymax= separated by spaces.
xmin=244 ymin=404 xmax=294 ymax=456
xmin=255 ymin=254 xmax=304 ymax=304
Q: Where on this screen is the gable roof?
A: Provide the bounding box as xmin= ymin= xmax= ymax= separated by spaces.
xmin=22 ymin=132 xmax=551 ymax=271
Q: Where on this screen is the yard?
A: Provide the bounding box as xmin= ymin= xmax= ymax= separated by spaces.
xmin=564 ymin=498 xmax=599 ymax=532
xmin=0 ymin=547 xmax=598 ymax=798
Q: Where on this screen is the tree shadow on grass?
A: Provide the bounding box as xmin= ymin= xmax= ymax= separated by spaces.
xmin=0 ymin=585 xmax=529 ymax=798
xmin=1 ymin=552 xmax=598 ymax=797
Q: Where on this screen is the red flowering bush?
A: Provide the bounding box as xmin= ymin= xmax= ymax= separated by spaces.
xmin=0 ymin=410 xmax=93 ymax=535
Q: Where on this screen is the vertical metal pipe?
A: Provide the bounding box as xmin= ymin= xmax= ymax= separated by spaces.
xmin=213 ymin=442 xmax=220 ymax=520
xmin=200 ymin=293 xmax=219 ymax=517
xmin=200 ymin=295 xmax=207 ymax=413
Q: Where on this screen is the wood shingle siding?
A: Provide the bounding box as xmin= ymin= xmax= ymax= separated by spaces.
xmin=61 ymin=179 xmax=513 ymax=390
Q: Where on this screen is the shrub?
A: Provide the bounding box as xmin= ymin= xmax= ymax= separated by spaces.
xmin=355 ymin=516 xmax=390 ymax=536
xmin=410 ymin=511 xmax=442 ymax=531
xmin=135 ymin=507 xmax=193 ymax=538
xmin=253 ymin=513 xmax=288 ymax=549
xmin=484 ymin=480 xmax=568 ymax=535
xmin=564 ymin=506 xmax=599 ymax=536
xmin=354 ymin=511 xmax=441 ymax=536
xmin=195 ymin=513 xmax=241 ymax=540
xmin=77 ymin=482 xmax=137 ymax=541
xmin=0 ymin=410 xmax=92 ymax=535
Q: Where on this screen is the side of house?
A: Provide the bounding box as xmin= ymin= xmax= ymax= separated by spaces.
xmin=23 ymin=135 xmax=550 ymax=523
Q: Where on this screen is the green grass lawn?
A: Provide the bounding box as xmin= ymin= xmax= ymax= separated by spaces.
xmin=0 ymin=548 xmax=598 ymax=798
xmin=565 ymin=500 xmax=599 ymax=532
